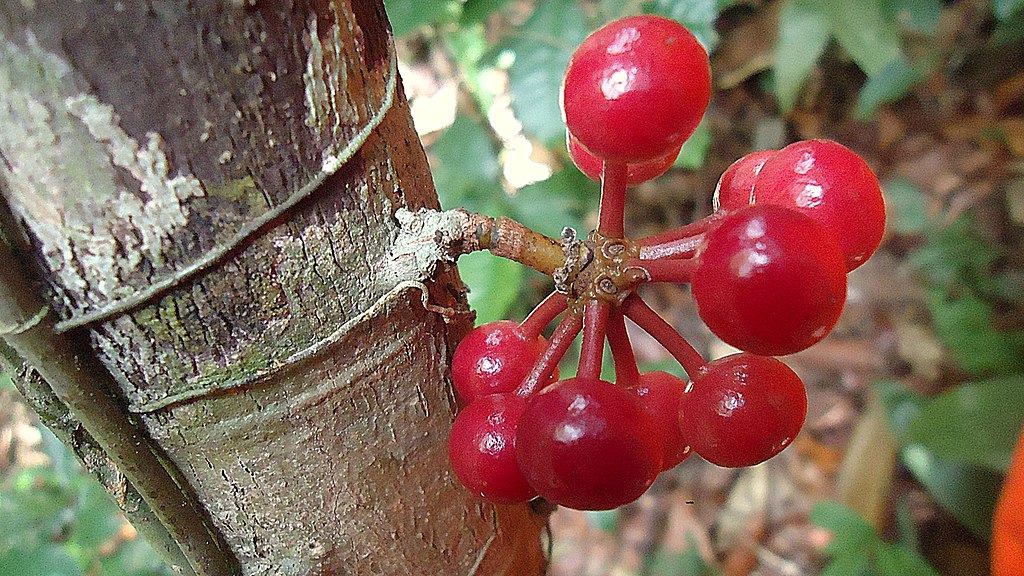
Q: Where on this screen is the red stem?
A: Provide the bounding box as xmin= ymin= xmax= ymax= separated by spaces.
xmin=637 ymin=211 xmax=727 ymax=247
xmin=520 ymin=291 xmax=569 ymax=339
xmin=606 ymin=309 xmax=639 ymax=388
xmin=638 ymin=235 xmax=705 ymax=260
xmin=622 ymin=294 xmax=706 ymax=378
xmin=598 ymin=162 xmax=629 ymax=238
xmin=516 ymin=312 xmax=583 ymax=396
xmin=577 ymin=300 xmax=610 ymax=382
xmin=628 ymin=258 xmax=697 ymax=284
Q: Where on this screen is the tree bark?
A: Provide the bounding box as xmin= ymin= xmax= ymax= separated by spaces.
xmin=0 ymin=1 xmax=546 ymax=574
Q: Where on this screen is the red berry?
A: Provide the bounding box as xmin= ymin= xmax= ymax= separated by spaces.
xmin=628 ymin=371 xmax=692 ymax=470
xmin=516 ymin=377 xmax=662 ymax=510
xmin=713 ymin=149 xmax=776 ymax=211
xmin=692 ymin=204 xmax=847 ymax=356
xmin=451 ymin=321 xmax=548 ymax=402
xmin=751 ymin=140 xmax=885 ymax=271
xmin=561 ymin=15 xmax=711 ymax=164
xmin=448 ymin=393 xmax=537 ymax=504
xmin=679 ymin=353 xmax=807 ymax=468
xmin=567 ymin=131 xmax=679 ymax=185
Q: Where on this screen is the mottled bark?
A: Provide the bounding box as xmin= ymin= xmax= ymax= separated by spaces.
xmin=0 ymin=1 xmax=545 ymax=574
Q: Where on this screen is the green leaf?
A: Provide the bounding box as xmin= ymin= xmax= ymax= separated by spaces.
xmin=0 ymin=545 xmax=84 ymax=576
xmin=502 ymin=0 xmax=589 ymax=145
xmin=643 ymin=547 xmax=719 ymax=576
xmin=854 ymin=55 xmax=929 ymax=120
xmin=512 ymin=166 xmax=596 ymax=238
xmin=825 ymin=0 xmax=904 ymax=75
xmin=910 ymin=217 xmax=1002 ymax=292
xmin=382 ymin=0 xmax=459 ymax=37
xmin=460 ymin=0 xmax=505 ymax=25
xmin=886 ymin=0 xmax=943 ymax=35
xmin=906 ymin=377 xmax=1024 ymax=472
xmin=458 ymin=251 xmax=524 ymax=324
xmin=820 ymin=552 xmax=874 ymax=576
xmin=648 ymin=0 xmax=722 ymax=51
xmin=876 ymin=543 xmax=940 ymax=576
xmin=811 ymin=501 xmax=878 ymax=557
xmin=675 ymin=119 xmax=712 ymax=170
xmin=927 ymin=289 xmax=1024 ymax=376
xmin=994 ymin=0 xmax=1024 ymax=20
xmin=901 ymin=444 xmax=1002 ymax=539
xmin=430 ymin=116 xmax=505 ymax=214
xmin=882 ymin=177 xmax=929 ymax=234
xmin=874 ymin=379 xmax=926 ymax=439
xmin=992 ymin=4 xmax=1024 ymax=44
xmin=774 ymin=0 xmax=832 ymax=111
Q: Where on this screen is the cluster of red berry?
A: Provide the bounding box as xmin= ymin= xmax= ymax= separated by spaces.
xmin=447 ymin=15 xmax=885 ymax=511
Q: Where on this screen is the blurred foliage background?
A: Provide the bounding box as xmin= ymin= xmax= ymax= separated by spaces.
xmin=3 ymin=0 xmax=1024 ymax=574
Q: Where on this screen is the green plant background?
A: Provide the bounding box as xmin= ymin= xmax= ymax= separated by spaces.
xmin=3 ymin=0 xmax=1024 ymax=573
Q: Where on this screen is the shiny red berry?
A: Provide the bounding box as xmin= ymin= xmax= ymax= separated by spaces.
xmin=561 ymin=15 xmax=711 ymax=164
xmin=692 ymin=204 xmax=847 ymax=356
xmin=713 ymin=149 xmax=776 ymax=211
xmin=567 ymin=132 xmax=679 ymax=185
xmin=751 ymin=140 xmax=885 ymax=271
xmin=679 ymin=353 xmax=807 ymax=468
xmin=628 ymin=371 xmax=692 ymax=470
xmin=448 ymin=393 xmax=537 ymax=504
xmin=451 ymin=321 xmax=548 ymax=402
xmin=516 ymin=377 xmax=662 ymax=510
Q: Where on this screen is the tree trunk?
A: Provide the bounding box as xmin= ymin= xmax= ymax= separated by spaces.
xmin=0 ymin=1 xmax=546 ymax=574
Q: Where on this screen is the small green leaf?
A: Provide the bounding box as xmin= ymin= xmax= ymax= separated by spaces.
xmin=460 ymin=0 xmax=505 ymax=25
xmin=774 ymin=0 xmax=832 ymax=111
xmin=874 ymin=379 xmax=926 ymax=439
xmin=876 ymin=542 xmax=940 ymax=576
xmin=648 ymin=0 xmax=722 ymax=51
xmin=0 ymin=545 xmax=84 ymax=576
xmin=927 ymin=289 xmax=1024 ymax=376
xmin=643 ymin=547 xmax=720 ymax=576
xmin=994 ymin=0 xmax=1024 ymax=20
xmin=382 ymin=0 xmax=459 ymax=37
xmin=906 ymin=377 xmax=1024 ymax=471
xmin=512 ymin=167 xmax=596 ymax=238
xmin=458 ymin=251 xmax=524 ymax=324
xmin=854 ymin=55 xmax=929 ymax=121
xmin=825 ymin=0 xmax=904 ymax=75
xmin=811 ymin=501 xmax=878 ymax=556
xmin=675 ymin=119 xmax=712 ymax=170
xmin=882 ymin=177 xmax=929 ymax=234
xmin=886 ymin=0 xmax=943 ymax=35
xmin=430 ymin=117 xmax=505 ymax=214
xmin=901 ymin=444 xmax=1002 ymax=539
xmin=502 ymin=0 xmax=589 ymax=145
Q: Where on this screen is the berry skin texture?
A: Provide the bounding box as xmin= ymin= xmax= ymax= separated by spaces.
xmin=448 ymin=393 xmax=537 ymax=504
xmin=751 ymin=139 xmax=886 ymax=271
xmin=692 ymin=204 xmax=847 ymax=356
xmin=561 ymin=15 xmax=711 ymax=164
xmin=628 ymin=371 xmax=692 ymax=470
xmin=567 ymin=132 xmax=679 ymax=185
xmin=679 ymin=353 xmax=807 ymax=468
xmin=516 ymin=377 xmax=662 ymax=510
xmin=713 ymin=149 xmax=776 ymax=212
xmin=451 ymin=321 xmax=548 ymax=402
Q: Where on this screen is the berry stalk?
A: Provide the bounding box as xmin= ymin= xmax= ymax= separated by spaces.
xmin=520 ymin=291 xmax=569 ymax=339
xmin=516 ymin=312 xmax=583 ymax=396
xmin=629 ymin=258 xmax=696 ymax=284
xmin=598 ymin=162 xmax=629 ymax=238
xmin=606 ymin=309 xmax=639 ymax=388
xmin=622 ymin=294 xmax=706 ymax=377
xmin=577 ymin=300 xmax=610 ymax=382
